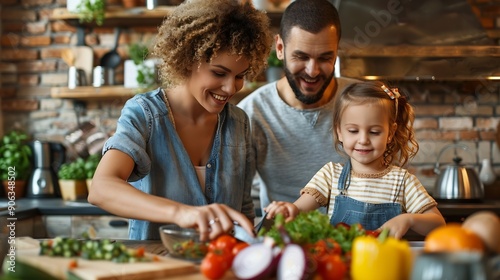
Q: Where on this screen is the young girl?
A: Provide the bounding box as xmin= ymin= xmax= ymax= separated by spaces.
xmin=264 ymin=81 xmax=445 ymax=239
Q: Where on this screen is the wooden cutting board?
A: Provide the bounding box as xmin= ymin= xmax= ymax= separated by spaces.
xmin=16 ymin=237 xmax=197 ymax=280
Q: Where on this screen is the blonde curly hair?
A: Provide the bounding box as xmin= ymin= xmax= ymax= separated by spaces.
xmin=152 ymin=0 xmax=273 ymax=87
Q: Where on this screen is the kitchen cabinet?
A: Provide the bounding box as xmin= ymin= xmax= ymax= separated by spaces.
xmin=0 ymin=215 xmax=47 ymax=239
xmin=340 ymin=45 xmax=500 ymax=58
xmin=44 ymin=215 xmax=129 ymax=239
xmin=0 ymin=198 xmax=130 ymax=239
xmin=338 ymin=45 xmax=500 ymax=81
xmin=49 ymin=7 xmax=281 ymax=100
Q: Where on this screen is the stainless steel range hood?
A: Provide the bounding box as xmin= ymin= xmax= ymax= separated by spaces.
xmin=334 ymin=0 xmax=500 ymax=81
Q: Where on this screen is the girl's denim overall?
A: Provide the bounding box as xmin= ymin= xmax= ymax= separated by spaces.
xmin=329 ymin=160 xmax=404 ymax=230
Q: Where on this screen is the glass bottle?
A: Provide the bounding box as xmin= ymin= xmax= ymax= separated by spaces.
xmin=479 ymin=158 xmax=496 ymax=185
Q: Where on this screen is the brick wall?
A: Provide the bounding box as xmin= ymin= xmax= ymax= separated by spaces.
xmin=0 ymin=0 xmax=158 ymax=147
xmin=1 ymin=0 xmax=500 ymax=190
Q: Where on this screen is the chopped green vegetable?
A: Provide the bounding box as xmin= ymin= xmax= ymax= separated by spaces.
xmin=172 ymin=240 xmax=208 ymax=259
xmin=259 ymin=210 xmax=368 ymax=253
xmin=39 ymin=237 xmax=151 ymax=263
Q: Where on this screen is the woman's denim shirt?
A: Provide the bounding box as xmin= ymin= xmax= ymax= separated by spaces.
xmin=103 ymin=88 xmax=256 ymax=240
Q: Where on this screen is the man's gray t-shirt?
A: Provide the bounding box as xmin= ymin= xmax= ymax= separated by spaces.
xmin=238 ymin=77 xmax=358 ymax=211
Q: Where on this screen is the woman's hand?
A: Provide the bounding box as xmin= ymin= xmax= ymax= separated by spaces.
xmin=263 ymin=201 xmax=300 ymax=222
xmin=175 ymin=203 xmax=254 ymax=241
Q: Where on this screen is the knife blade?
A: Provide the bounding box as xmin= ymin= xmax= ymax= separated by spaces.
xmin=232 ymin=213 xmax=270 ymax=244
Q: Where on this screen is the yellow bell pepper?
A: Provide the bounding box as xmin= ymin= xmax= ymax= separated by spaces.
xmin=350 ymin=229 xmax=412 ymax=280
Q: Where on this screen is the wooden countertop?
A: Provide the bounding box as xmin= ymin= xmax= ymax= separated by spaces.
xmin=9 ymin=237 xmax=236 ymax=280
xmin=121 ymin=240 xmax=237 ymax=280
xmin=10 ymin=237 xmax=423 ymax=280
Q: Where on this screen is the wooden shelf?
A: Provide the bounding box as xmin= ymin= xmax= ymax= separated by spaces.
xmin=50 ymin=82 xmax=266 ymax=101
xmin=50 ymin=86 xmax=137 ymax=100
xmin=49 ymin=5 xmax=277 ymax=101
xmin=50 ymin=6 xmax=282 ymax=28
xmin=50 ymin=6 xmax=176 ymax=27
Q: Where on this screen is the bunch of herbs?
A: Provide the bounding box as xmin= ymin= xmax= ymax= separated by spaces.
xmin=0 ymin=130 xmax=32 ymax=180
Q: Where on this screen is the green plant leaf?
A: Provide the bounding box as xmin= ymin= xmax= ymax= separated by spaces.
xmin=0 ymin=130 xmax=32 ymax=180
xmin=267 ymin=49 xmax=283 ymax=67
xmin=77 ymin=0 xmax=106 ymax=26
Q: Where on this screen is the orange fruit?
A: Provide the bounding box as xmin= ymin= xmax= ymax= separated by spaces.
xmin=424 ymin=223 xmax=485 ymax=253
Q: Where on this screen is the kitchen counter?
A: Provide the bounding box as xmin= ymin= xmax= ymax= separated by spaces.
xmin=12 ymin=198 xmax=500 ymax=214
xmin=6 ymin=237 xmax=236 ymax=280
xmin=2 ymin=198 xmax=500 ymax=243
xmin=122 ymin=240 xmax=236 ymax=280
xmin=437 ymin=199 xmax=500 ymax=217
xmin=0 ymin=198 xmax=109 ymax=219
xmin=6 ymin=237 xmax=428 ymax=280
xmin=2 ymin=197 xmax=500 ymax=222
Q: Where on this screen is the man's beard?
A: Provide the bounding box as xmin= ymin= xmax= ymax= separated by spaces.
xmin=283 ymin=59 xmax=335 ymax=105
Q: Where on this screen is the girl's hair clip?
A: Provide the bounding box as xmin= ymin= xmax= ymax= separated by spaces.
xmin=381 ymin=85 xmax=400 ymax=100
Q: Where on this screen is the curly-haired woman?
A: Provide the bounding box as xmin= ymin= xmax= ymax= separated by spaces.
xmin=88 ymin=0 xmax=273 ymax=241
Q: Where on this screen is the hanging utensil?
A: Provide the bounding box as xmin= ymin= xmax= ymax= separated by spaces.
xmin=99 ymin=27 xmax=122 ymax=85
xmin=100 ymin=27 xmax=122 ymax=69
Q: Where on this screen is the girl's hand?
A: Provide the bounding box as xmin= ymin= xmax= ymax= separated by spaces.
xmin=263 ymin=201 xmax=300 ymax=222
xmin=379 ymin=214 xmax=412 ymax=239
xmin=175 ymin=203 xmax=254 ymax=242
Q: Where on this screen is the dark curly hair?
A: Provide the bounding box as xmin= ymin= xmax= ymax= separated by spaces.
xmin=152 ymin=0 xmax=273 ymax=87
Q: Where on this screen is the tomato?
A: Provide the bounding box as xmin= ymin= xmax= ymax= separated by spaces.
xmin=424 ymin=223 xmax=485 ymax=253
xmin=136 ymin=247 xmax=145 ymax=258
xmin=365 ymin=229 xmax=381 ymax=237
xmin=201 ymin=251 xmax=231 ymax=280
xmin=324 ymin=238 xmax=342 ymax=255
xmin=305 ymin=240 xmax=328 ymax=263
xmin=67 ymin=259 xmax=78 ymax=269
xmin=317 ymin=253 xmax=347 ymax=280
xmin=210 ymin=234 xmax=238 ymax=254
xmin=231 ymin=242 xmax=249 ymax=257
xmin=335 ymin=222 xmax=351 ymax=230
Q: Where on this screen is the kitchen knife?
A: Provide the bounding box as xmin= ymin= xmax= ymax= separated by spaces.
xmin=232 ymin=213 xmax=269 ymax=244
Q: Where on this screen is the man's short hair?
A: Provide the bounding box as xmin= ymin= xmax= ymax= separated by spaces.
xmin=280 ymin=0 xmax=341 ymax=43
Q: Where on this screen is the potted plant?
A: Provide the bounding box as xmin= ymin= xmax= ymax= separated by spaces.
xmin=124 ymin=42 xmax=158 ymax=91
xmin=0 ymin=130 xmax=32 ymax=198
xmin=266 ymin=49 xmax=284 ymax=82
xmin=84 ymin=154 xmax=102 ymax=192
xmin=75 ymin=0 xmax=106 ymax=26
xmin=58 ymin=158 xmax=88 ymax=201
